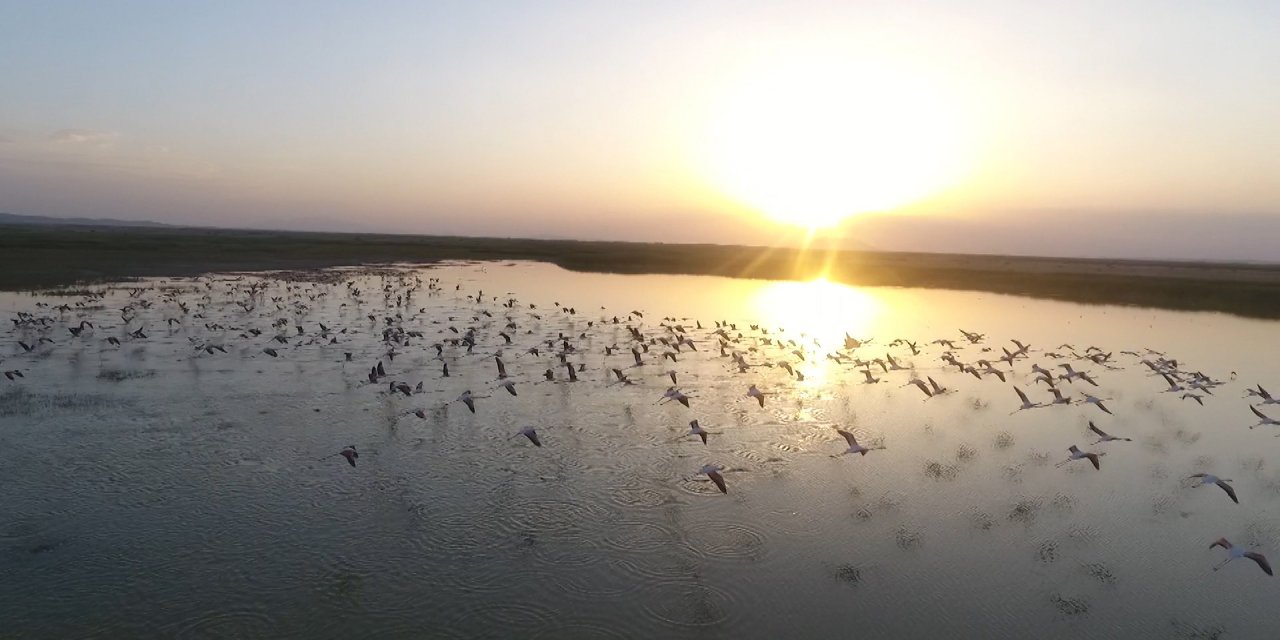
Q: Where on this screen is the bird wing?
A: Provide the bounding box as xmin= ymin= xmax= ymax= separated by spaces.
xmin=1252 ymin=405 xmax=1272 ymax=421
xmin=496 ymin=357 xmax=507 ymax=377
xmin=1088 ymin=422 xmax=1107 ymax=437
xmin=525 ymin=429 xmax=542 ymax=447
xmin=1086 ymin=453 xmax=1101 ymax=470
xmin=836 ymin=429 xmax=859 ymax=448
xmin=1014 ymin=387 xmax=1030 ymax=404
xmin=1210 ymin=537 xmax=1231 ymax=550
xmin=1244 ymin=552 xmax=1274 ymax=576
xmin=1218 ymin=481 xmax=1239 ymax=504
xmin=707 ymin=470 xmax=727 ymax=494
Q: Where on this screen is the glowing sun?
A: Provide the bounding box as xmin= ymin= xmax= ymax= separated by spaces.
xmin=701 ymin=57 xmax=968 ymax=230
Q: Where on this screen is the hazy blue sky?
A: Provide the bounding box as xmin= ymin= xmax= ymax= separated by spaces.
xmin=2 ymin=1 xmax=1278 ymax=260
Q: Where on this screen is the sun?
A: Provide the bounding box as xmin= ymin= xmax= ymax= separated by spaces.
xmin=700 ymin=56 xmax=968 ymax=230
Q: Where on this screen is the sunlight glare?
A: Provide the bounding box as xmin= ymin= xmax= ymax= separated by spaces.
xmin=701 ymin=55 xmax=968 ymax=230
xmin=752 ymin=278 xmax=882 ymax=384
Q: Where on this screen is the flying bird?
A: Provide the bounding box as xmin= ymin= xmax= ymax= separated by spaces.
xmin=1057 ymin=445 xmax=1104 ymax=470
xmin=1081 ymin=394 xmax=1113 ymax=415
xmin=1189 ymin=473 xmax=1239 ymax=504
xmin=699 ymin=464 xmax=727 ymax=494
xmin=319 ymin=445 xmax=359 ymax=467
xmin=1250 ymin=405 xmax=1280 ymax=429
xmin=1088 ymin=421 xmax=1131 ymax=444
xmin=1012 ymin=386 xmax=1038 ymax=413
xmin=1210 ymin=538 xmax=1272 ymax=576
xmin=834 ymin=429 xmax=882 ymax=457
xmin=457 ymin=390 xmax=476 ymax=413
xmin=687 ymin=419 xmax=708 ymax=444
xmin=513 ymin=426 xmax=541 ymax=447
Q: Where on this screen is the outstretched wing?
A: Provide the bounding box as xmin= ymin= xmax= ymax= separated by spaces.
xmin=1209 ymin=537 xmax=1231 ymax=550
xmin=1245 ymin=552 xmax=1273 ymax=576
xmin=1014 ymin=386 xmax=1030 ymax=404
xmin=707 ymin=470 xmax=727 ymax=494
xmin=1088 ymin=422 xmax=1107 ymax=438
xmin=836 ymin=429 xmax=859 ymax=448
xmin=910 ymin=379 xmax=931 ymax=397
xmin=1218 ymin=481 xmax=1239 ymax=504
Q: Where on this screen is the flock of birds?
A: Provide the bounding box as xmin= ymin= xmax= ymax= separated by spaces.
xmin=4 ymin=265 xmax=1280 ymax=580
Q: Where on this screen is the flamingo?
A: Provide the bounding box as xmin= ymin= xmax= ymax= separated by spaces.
xmin=512 ymin=426 xmax=541 ymax=447
xmin=927 ymin=377 xmax=949 ymax=395
xmin=1048 ymin=387 xmax=1072 ymax=405
xmin=687 ymin=419 xmax=708 ymax=444
xmin=457 ymin=390 xmax=476 ymax=413
xmin=834 ymin=429 xmax=882 ymax=457
xmin=1209 ymin=538 xmax=1272 ymax=576
xmin=1012 ymin=386 xmax=1038 ymax=413
xmin=906 ymin=378 xmax=932 ymax=398
xmin=1189 ymin=473 xmax=1238 ymax=504
xmin=319 ymin=445 xmax=358 ymax=467
xmin=1057 ymin=445 xmax=1104 ymax=470
xmin=1256 ymin=385 xmax=1279 ymax=405
xmin=1088 ymin=421 xmax=1131 ymax=444
xmin=700 ymin=464 xmax=727 ymax=494
xmin=1250 ymin=405 xmax=1280 ymax=429
xmin=661 ymin=387 xmax=691 ymax=408
xmin=1081 ymin=394 xmax=1113 ymax=415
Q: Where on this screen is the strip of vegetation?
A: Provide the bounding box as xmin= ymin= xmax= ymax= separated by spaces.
xmin=3 ymin=224 xmax=1279 ymax=319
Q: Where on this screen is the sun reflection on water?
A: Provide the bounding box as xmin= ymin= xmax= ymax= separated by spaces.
xmin=751 ymin=278 xmax=883 ymax=386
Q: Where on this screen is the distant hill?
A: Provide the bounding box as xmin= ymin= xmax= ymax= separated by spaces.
xmin=0 ymin=212 xmax=170 ymax=228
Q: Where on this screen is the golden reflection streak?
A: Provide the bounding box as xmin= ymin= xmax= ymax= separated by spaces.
xmin=750 ymin=278 xmax=884 ymax=387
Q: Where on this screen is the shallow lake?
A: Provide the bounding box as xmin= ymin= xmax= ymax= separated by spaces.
xmin=1 ymin=260 xmax=1277 ymax=638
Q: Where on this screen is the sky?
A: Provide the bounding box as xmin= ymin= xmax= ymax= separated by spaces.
xmin=2 ymin=1 xmax=1279 ymax=261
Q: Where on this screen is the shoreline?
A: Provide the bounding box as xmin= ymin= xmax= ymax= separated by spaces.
xmin=4 ymin=224 xmax=1280 ymax=319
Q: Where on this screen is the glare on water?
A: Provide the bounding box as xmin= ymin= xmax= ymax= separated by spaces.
xmin=0 ymin=260 xmax=1277 ymax=639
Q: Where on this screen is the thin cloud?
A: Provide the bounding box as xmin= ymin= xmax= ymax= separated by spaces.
xmin=48 ymin=128 xmax=119 ymax=146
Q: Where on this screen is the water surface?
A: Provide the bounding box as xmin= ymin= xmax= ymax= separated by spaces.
xmin=1 ymin=261 xmax=1277 ymax=638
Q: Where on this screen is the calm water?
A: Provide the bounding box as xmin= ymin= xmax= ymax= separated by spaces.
xmin=1 ymin=261 xmax=1278 ymax=639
